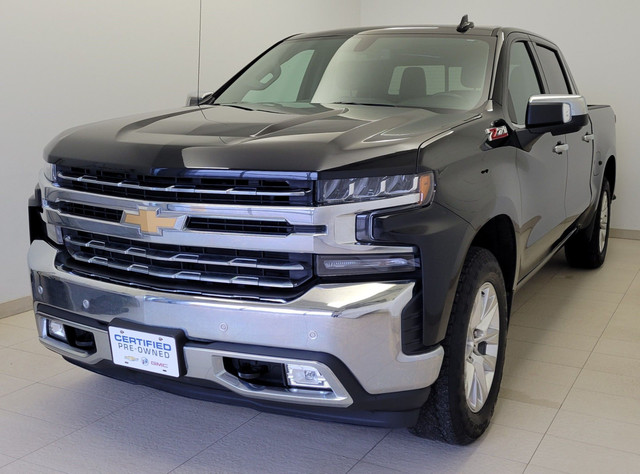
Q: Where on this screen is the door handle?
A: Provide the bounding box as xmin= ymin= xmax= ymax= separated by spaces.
xmin=553 ymin=143 xmax=569 ymax=154
xmin=582 ymin=133 xmax=595 ymax=143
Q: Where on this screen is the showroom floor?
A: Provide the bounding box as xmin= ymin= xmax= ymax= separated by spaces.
xmin=1 ymin=238 xmax=640 ymax=473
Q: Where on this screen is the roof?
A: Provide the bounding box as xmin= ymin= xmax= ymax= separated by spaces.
xmin=293 ymin=25 xmax=501 ymax=39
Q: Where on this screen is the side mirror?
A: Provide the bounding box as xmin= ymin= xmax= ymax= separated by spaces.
xmin=526 ymin=94 xmax=589 ymax=135
xmin=186 ymin=91 xmax=214 ymax=107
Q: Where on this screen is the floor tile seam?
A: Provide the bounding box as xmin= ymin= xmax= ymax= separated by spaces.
xmin=501 ymin=373 xmax=577 ymax=390
xmin=525 ymin=461 xmax=572 ymax=474
xmin=537 ymin=432 xmax=640 ymax=460
xmin=4 ymin=343 xmax=60 ymax=359
xmin=524 ymin=331 xmax=596 ymax=469
xmin=345 ymin=457 xmax=402 ymax=474
xmin=1 ymin=415 xmax=86 ymax=466
xmin=578 ymin=363 xmax=640 ymax=380
xmin=506 ymin=335 xmax=597 ymax=352
xmin=525 ymin=269 xmax=633 ymax=463
xmin=502 ymin=353 xmax=588 ymax=370
xmin=508 ymin=321 xmax=605 ymax=338
xmin=0 ymin=379 xmax=38 ymax=399
xmin=352 ymin=428 xmax=393 ymax=466
xmin=166 ymin=410 xmax=264 ymax=473
xmin=594 ymin=330 xmax=640 ymax=345
xmin=510 ymin=309 xmax=618 ymax=322
xmin=505 ymin=322 xmax=606 ymax=339
xmin=577 ymin=278 xmax=635 ymax=387
xmin=558 ymin=406 xmax=640 ymax=431
xmin=565 ymin=383 xmax=640 ymax=402
xmin=22 ymin=379 xmax=143 ymax=408
xmin=505 ymin=339 xmax=593 ymax=357
xmin=490 ymin=419 xmax=553 ymax=436
xmin=0 ymin=381 xmax=146 ymax=435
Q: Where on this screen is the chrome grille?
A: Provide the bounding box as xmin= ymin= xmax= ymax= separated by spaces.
xmin=62 ymin=230 xmax=313 ymax=289
xmin=55 ymin=166 xmax=314 ymax=206
xmin=51 ymin=201 xmax=324 ymax=236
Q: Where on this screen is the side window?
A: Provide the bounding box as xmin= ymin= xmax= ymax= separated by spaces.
xmin=508 ymin=42 xmax=542 ymax=125
xmin=534 ymin=44 xmax=571 ymax=94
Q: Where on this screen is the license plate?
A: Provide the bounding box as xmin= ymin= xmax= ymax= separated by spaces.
xmin=108 ymin=325 xmax=182 ymax=377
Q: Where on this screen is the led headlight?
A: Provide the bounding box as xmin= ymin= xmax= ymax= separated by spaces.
xmin=317 ymin=172 xmax=434 ymax=206
xmin=43 ymin=163 xmax=57 ymax=183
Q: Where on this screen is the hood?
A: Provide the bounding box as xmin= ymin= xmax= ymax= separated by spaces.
xmin=47 ymin=103 xmax=476 ymax=177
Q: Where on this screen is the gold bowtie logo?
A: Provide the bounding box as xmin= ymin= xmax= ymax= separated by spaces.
xmin=122 ymin=208 xmax=180 ymax=235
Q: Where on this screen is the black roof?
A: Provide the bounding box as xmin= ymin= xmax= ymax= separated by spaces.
xmin=293 ymin=25 xmax=499 ymax=39
xmin=292 ymin=25 xmax=543 ymax=41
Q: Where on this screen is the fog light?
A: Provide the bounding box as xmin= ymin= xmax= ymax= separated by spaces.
xmin=47 ymin=319 xmax=67 ymax=342
xmin=286 ymin=364 xmax=331 ymax=390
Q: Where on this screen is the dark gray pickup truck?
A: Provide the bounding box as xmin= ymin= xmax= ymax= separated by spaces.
xmin=28 ymin=18 xmax=616 ymax=444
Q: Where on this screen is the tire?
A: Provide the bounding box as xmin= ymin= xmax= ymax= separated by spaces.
xmin=565 ymin=178 xmax=611 ymax=269
xmin=410 ymin=247 xmax=508 ymax=445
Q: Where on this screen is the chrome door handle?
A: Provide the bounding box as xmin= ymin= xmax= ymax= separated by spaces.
xmin=553 ymin=143 xmax=569 ymax=154
xmin=582 ymin=133 xmax=595 ymax=143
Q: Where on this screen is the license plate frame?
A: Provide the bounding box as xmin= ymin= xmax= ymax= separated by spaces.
xmin=108 ymin=319 xmax=186 ymax=378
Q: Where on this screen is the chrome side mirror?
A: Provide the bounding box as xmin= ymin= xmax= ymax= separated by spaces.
xmin=526 ymin=94 xmax=588 ymax=135
xmin=186 ymin=91 xmax=214 ymax=106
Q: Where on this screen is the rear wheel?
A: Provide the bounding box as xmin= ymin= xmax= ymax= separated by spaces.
xmin=410 ymin=247 xmax=508 ymax=445
xmin=565 ymin=178 xmax=611 ymax=268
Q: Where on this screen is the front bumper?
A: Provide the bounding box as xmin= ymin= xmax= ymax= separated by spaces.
xmin=29 ymin=240 xmax=444 ymax=425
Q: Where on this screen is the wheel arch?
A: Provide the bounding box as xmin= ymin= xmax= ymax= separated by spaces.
xmin=604 ymin=155 xmax=616 ymax=196
xmin=468 ymin=215 xmax=517 ymax=311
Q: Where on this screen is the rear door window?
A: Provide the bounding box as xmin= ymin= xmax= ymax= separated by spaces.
xmin=534 ymin=44 xmax=571 ymax=94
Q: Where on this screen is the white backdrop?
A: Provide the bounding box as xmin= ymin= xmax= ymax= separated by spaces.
xmin=0 ymin=0 xmax=635 ymax=304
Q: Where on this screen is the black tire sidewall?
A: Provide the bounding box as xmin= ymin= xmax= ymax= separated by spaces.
xmin=445 ymin=248 xmax=508 ymax=441
xmin=591 ymin=178 xmax=611 ymax=265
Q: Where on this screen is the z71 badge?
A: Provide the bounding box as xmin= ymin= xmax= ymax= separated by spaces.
xmin=486 ymin=125 xmax=509 ymax=141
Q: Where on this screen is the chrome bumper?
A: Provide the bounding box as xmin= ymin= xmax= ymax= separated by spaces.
xmin=29 ymin=240 xmax=443 ymax=407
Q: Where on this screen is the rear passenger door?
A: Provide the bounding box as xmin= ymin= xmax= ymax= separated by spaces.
xmin=531 ymin=40 xmax=593 ymax=220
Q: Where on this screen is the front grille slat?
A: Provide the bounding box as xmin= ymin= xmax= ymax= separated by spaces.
xmin=64 ymin=235 xmax=306 ymax=271
xmin=63 ymin=231 xmax=312 ymax=290
xmin=55 ymin=166 xmax=314 ymax=206
xmin=52 ymin=202 xmax=325 ymax=236
xmin=58 ymin=173 xmax=310 ymax=197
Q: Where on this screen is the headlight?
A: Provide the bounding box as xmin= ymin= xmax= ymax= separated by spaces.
xmin=43 ymin=163 xmax=57 ymax=183
xmin=317 ymin=172 xmax=434 ymax=206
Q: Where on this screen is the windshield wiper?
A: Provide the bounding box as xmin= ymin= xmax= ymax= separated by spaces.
xmin=212 ymin=103 xmax=256 ymax=111
xmin=330 ymin=101 xmax=398 ymax=108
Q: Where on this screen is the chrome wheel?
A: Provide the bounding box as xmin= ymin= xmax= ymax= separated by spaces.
xmin=464 ymin=282 xmax=500 ymax=413
xmin=599 ymin=192 xmax=609 ymax=253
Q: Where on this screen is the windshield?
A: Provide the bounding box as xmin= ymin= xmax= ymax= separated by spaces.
xmin=214 ymin=33 xmax=494 ymax=112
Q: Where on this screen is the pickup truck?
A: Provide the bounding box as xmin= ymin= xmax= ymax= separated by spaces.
xmin=27 ymin=17 xmax=616 ymax=444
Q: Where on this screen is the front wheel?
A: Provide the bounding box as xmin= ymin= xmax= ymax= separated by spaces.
xmin=410 ymin=247 xmax=508 ymax=445
xmin=565 ymin=178 xmax=611 ymax=268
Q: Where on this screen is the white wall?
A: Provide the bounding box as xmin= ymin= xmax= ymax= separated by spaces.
xmin=0 ymin=0 xmax=200 ymax=304
xmin=360 ymin=0 xmax=638 ymax=231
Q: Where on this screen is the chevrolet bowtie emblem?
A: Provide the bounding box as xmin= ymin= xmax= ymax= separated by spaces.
xmin=122 ymin=207 xmax=181 ymax=235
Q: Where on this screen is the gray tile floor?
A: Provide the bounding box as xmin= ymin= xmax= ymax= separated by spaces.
xmin=2 ymin=238 xmax=640 ymax=473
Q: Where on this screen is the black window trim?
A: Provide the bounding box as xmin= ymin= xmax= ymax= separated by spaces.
xmin=529 ymin=39 xmax=574 ymax=96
